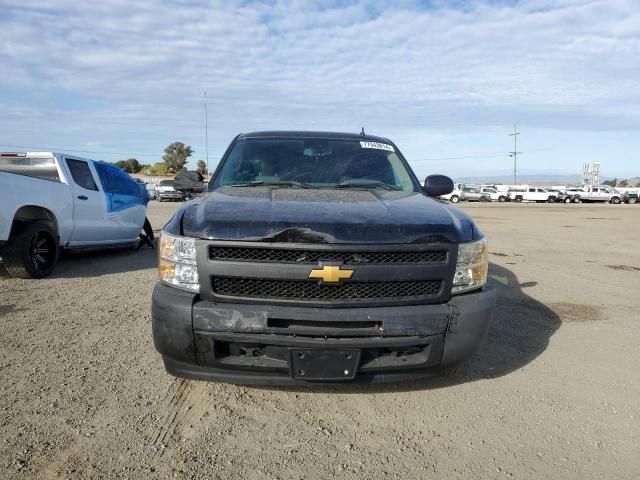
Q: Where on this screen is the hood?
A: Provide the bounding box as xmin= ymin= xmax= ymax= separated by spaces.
xmin=173 ymin=187 xmax=481 ymax=244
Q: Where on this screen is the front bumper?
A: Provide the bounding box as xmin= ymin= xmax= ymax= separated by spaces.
xmin=152 ymin=283 xmax=496 ymax=385
xmin=156 ymin=192 xmax=184 ymax=200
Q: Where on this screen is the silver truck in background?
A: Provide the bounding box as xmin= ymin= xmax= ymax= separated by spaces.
xmin=154 ymin=179 xmax=185 ymax=202
xmin=441 ymin=183 xmax=491 ymax=203
xmin=567 ymin=186 xmax=622 ymax=204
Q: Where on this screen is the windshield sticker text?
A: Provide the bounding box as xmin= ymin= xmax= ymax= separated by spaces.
xmin=360 ymin=141 xmax=394 ymax=152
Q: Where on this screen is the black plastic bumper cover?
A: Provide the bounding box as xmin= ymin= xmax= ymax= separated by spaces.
xmin=151 ymin=282 xmax=496 ymax=385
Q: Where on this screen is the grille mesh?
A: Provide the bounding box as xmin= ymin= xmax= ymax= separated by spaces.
xmin=213 ymin=277 xmax=442 ymax=301
xmin=210 ymin=247 xmax=446 ymax=264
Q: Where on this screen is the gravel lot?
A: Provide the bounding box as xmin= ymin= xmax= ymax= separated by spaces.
xmin=1 ymin=201 xmax=639 ymax=479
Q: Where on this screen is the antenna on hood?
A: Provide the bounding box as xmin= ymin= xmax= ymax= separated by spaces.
xmin=360 ymin=127 xmax=366 ymax=138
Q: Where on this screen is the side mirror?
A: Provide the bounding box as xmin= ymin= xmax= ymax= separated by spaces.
xmin=423 ymin=174 xmax=454 ymax=197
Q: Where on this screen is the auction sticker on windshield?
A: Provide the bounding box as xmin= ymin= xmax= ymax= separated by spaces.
xmin=360 ymin=141 xmax=394 ymax=152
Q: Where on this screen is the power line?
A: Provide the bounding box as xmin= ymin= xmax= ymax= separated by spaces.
xmin=412 ymin=153 xmax=511 ymax=162
xmin=0 ymin=142 xmax=538 ymax=169
xmin=0 ymin=142 xmax=514 ymax=162
xmin=0 ymin=143 xmax=184 ymax=158
xmin=509 ymin=125 xmax=522 ymax=184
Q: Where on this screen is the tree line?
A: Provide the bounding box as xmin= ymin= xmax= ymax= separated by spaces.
xmin=602 ymin=178 xmax=640 ymax=188
xmin=112 ymin=142 xmax=208 ymax=176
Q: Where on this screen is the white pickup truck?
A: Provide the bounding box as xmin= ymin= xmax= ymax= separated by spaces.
xmin=508 ymin=187 xmax=558 ymax=203
xmin=0 ymin=152 xmax=150 ymax=278
xmin=567 ymin=186 xmax=622 ymax=204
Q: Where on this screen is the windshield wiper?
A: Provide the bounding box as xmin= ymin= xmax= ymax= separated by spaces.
xmin=230 ymin=180 xmax=312 ymax=189
xmin=330 ymin=181 xmax=400 ymax=191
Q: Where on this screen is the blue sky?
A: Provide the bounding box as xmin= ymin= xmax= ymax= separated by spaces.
xmin=1 ymin=0 xmax=639 ymax=180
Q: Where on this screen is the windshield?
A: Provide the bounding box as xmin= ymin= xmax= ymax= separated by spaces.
xmin=213 ymin=138 xmax=419 ymax=192
xmin=158 ymin=180 xmax=174 ymax=186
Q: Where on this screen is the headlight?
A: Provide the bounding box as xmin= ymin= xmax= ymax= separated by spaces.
xmin=451 ymin=237 xmax=488 ymax=295
xmin=158 ymin=231 xmax=199 ymax=292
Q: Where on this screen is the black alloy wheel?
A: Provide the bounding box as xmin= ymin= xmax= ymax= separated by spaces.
xmin=28 ymin=229 xmax=57 ymax=273
xmin=0 ymin=221 xmax=59 ymax=278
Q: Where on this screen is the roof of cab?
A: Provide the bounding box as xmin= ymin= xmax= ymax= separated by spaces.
xmin=237 ymin=130 xmax=393 ymax=144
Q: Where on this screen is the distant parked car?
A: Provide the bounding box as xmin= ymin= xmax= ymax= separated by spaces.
xmin=566 ymin=188 xmax=587 ymax=203
xmin=146 ymin=184 xmax=157 ymax=200
xmin=547 ymin=189 xmax=577 ymax=204
xmin=508 ymin=187 xmax=557 ymax=203
xmin=442 ymin=183 xmax=493 ymax=203
xmin=439 ymin=183 xmax=463 ymax=203
xmin=155 ymin=179 xmax=184 ymax=202
xmin=173 ymin=170 xmax=206 ymax=199
xmin=623 ymin=191 xmax=638 ymax=204
xmin=480 ymin=186 xmax=501 ymax=202
xmin=460 ymin=187 xmax=491 ymax=202
xmin=493 ymin=186 xmax=510 ymax=202
xmin=569 ymin=186 xmax=621 ymax=204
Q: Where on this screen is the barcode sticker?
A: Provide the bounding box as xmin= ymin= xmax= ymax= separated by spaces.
xmin=360 ymin=141 xmax=394 ymax=152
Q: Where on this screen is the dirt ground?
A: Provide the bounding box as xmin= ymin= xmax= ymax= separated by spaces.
xmin=1 ymin=201 xmax=639 ymax=479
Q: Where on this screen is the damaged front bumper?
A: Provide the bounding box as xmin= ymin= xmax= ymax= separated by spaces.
xmin=151 ymin=283 xmax=496 ymax=385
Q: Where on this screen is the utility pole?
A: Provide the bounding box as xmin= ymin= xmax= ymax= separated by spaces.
xmin=509 ymin=125 xmax=521 ymax=184
xmin=204 ymin=91 xmax=209 ymax=180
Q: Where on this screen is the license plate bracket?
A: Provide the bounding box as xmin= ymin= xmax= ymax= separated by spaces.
xmin=290 ymin=348 xmax=361 ymax=381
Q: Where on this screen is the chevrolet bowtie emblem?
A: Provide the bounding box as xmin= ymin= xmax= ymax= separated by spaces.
xmin=308 ymin=265 xmax=354 ymax=283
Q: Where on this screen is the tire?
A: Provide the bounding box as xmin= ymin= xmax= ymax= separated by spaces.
xmin=515 ymin=196 xmax=523 ymax=202
xmin=135 ymin=217 xmax=155 ymax=250
xmin=564 ymin=197 xmax=572 ymax=203
xmin=498 ymin=196 xmax=506 ymax=202
xmin=143 ymin=217 xmax=154 ymax=241
xmin=611 ymin=197 xmax=621 ymax=204
xmin=480 ymin=196 xmax=490 ymax=202
xmin=0 ymin=222 xmax=59 ymax=279
xmin=547 ymin=197 xmax=556 ymax=203
xmin=450 ymin=195 xmax=459 ymax=203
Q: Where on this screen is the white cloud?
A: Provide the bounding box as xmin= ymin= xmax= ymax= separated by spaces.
xmin=0 ymin=0 xmax=638 ymax=174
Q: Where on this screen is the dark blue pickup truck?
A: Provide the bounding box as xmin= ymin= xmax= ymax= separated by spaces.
xmin=152 ymin=131 xmax=495 ymax=384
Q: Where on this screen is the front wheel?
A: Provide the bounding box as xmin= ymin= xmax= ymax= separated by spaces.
xmin=498 ymin=196 xmax=506 ymax=202
xmin=450 ymin=195 xmax=460 ymax=203
xmin=136 ymin=217 xmax=155 ymax=250
xmin=547 ymin=197 xmax=556 ymax=203
xmin=564 ymin=197 xmax=572 ymax=203
xmin=0 ymin=222 xmax=59 ymax=278
xmin=611 ymin=197 xmax=621 ymax=204
xmin=514 ymin=196 xmax=523 ymax=202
